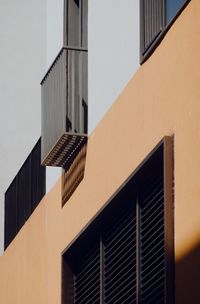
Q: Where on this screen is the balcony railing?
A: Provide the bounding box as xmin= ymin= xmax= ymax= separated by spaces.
xmin=4 ymin=138 xmax=46 ymax=250
xmin=41 ymin=45 xmax=88 ymax=167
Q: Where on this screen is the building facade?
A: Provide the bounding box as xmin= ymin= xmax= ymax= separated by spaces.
xmin=1 ymin=0 xmax=200 ymax=303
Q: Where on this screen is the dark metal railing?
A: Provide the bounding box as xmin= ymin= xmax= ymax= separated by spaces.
xmin=4 ymin=138 xmax=46 ymax=250
xmin=41 ymin=46 xmax=88 ymax=166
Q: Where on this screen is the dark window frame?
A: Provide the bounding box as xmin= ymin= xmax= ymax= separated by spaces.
xmin=140 ymin=0 xmax=191 ymax=63
xmin=61 ymin=136 xmax=174 ymax=303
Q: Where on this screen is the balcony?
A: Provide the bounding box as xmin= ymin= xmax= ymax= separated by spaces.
xmin=41 ymin=46 xmax=88 ymax=167
xmin=4 ymin=138 xmax=46 ymax=249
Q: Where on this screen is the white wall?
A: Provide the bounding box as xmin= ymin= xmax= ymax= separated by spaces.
xmin=0 ymin=0 xmax=140 ymax=253
xmin=88 ymin=0 xmax=140 ymax=133
xmin=0 ymin=0 xmax=46 ymax=254
xmin=46 ymin=0 xmax=64 ymax=67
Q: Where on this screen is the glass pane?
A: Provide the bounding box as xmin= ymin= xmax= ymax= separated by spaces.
xmin=167 ymin=0 xmax=187 ymax=23
xmin=81 ymin=0 xmax=88 ymax=48
xmin=68 ymin=0 xmax=80 ymax=46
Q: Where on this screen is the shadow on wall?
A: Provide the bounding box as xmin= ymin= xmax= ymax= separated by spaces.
xmin=176 ymin=241 xmax=200 ymax=304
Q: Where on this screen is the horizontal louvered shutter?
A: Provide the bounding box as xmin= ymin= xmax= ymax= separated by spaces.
xmin=63 ymin=138 xmax=173 ymax=304
xmin=74 ymin=242 xmax=100 ymax=304
xmin=140 ymin=179 xmax=165 ymax=304
xmin=103 ymin=206 xmax=137 ymax=304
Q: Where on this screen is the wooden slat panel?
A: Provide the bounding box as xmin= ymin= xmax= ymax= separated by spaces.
xmin=62 ymin=143 xmax=87 ymax=205
xmin=42 ymin=133 xmax=87 ymax=167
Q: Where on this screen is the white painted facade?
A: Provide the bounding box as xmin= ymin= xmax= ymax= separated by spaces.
xmin=88 ymin=0 xmax=140 ymax=132
xmin=0 ymin=0 xmax=139 ymax=253
xmin=46 ymin=0 xmax=64 ymax=67
xmin=0 ymin=0 xmax=46 ymax=254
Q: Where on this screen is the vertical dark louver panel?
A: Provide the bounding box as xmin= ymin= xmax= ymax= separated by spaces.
xmin=17 ymin=157 xmax=31 ymax=228
xmin=140 ymin=178 xmax=165 ymax=304
xmin=4 ymin=138 xmax=46 ymax=250
xmin=4 ymin=178 xmax=17 ymax=249
xmin=141 ymin=0 xmax=165 ymax=55
xmin=74 ymin=241 xmax=100 ymax=304
xmin=31 ymin=138 xmax=46 ymax=212
xmin=103 ymin=206 xmax=137 ymax=304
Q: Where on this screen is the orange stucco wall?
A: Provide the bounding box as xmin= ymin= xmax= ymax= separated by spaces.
xmin=0 ymin=0 xmax=200 ymax=303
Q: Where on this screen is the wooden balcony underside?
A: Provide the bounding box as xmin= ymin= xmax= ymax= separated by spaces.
xmin=41 ymin=133 xmax=87 ymax=167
